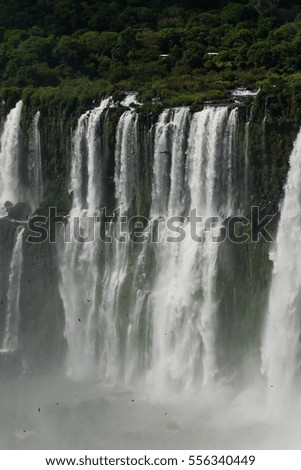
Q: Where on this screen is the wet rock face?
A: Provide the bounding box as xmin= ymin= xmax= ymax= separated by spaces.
xmin=0 ymin=213 xmax=66 ymax=375
xmin=6 ymin=202 xmax=30 ymax=221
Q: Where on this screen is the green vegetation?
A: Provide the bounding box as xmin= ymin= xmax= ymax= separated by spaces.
xmin=1 ymin=1 xmax=300 ymax=216
xmin=0 ymin=1 xmax=301 ymax=107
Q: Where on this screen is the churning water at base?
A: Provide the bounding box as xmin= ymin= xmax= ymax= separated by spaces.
xmin=1 ymin=375 xmax=301 ymax=450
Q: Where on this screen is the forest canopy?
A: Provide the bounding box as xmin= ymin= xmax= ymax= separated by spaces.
xmin=0 ymin=0 xmax=301 ymax=106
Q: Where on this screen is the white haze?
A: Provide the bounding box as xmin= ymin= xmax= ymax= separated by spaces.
xmin=1 ymin=375 xmax=301 ymax=449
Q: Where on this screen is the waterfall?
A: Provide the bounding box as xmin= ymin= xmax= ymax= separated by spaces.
xmin=114 ymin=110 xmax=139 ymax=211
xmin=262 ymin=97 xmax=268 ymax=157
xmin=261 ymin=129 xmax=301 ymax=406
xmin=223 ymin=107 xmax=239 ymax=215
xmin=167 ymin=107 xmax=190 ymax=215
xmin=86 ymin=102 xmax=110 ymax=212
xmin=0 ymin=227 xmax=25 ymax=352
xmin=2 ymin=95 xmax=301 ymax=448
xmin=59 ymin=98 xmax=112 ymax=379
xmin=151 ymin=107 xmax=190 ymax=217
xmin=0 ymin=100 xmax=23 ymax=210
xmin=0 ymin=102 xmax=44 ymax=213
xmin=28 ymin=111 xmax=43 ymax=209
xmin=244 ymin=105 xmax=254 ymax=204
xmin=150 ymin=107 xmax=235 ymax=392
xmin=151 ymin=109 xmax=171 ymax=217
xmin=97 ymin=108 xmax=139 ymax=380
xmin=60 ymin=103 xmax=239 ymax=389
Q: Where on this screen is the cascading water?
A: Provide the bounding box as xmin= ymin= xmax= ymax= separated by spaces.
xmin=222 ymin=107 xmax=239 ymax=215
xmin=60 ymin=103 xmax=240 ymax=389
xmin=59 ymin=98 xmax=112 ymax=378
xmin=151 ymin=109 xmax=172 ymax=217
xmin=262 ymin=97 xmax=268 ymax=158
xmin=261 ymin=129 xmax=301 ymax=407
xmin=97 ymin=109 xmax=139 ymax=381
xmin=167 ymin=107 xmax=190 ymax=215
xmin=0 ymin=227 xmax=25 ymax=352
xmin=0 ymin=100 xmax=23 ymax=211
xmin=244 ymin=104 xmax=254 ymax=203
xmin=149 ymin=107 xmax=237 ymax=393
xmin=28 ymin=111 xmax=43 ymax=210
xmin=1 ymin=98 xmax=300 ymax=449
xmin=114 ymin=110 xmax=139 ymax=211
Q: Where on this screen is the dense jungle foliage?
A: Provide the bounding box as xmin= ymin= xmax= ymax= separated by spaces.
xmin=0 ymin=0 xmax=301 ymax=107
